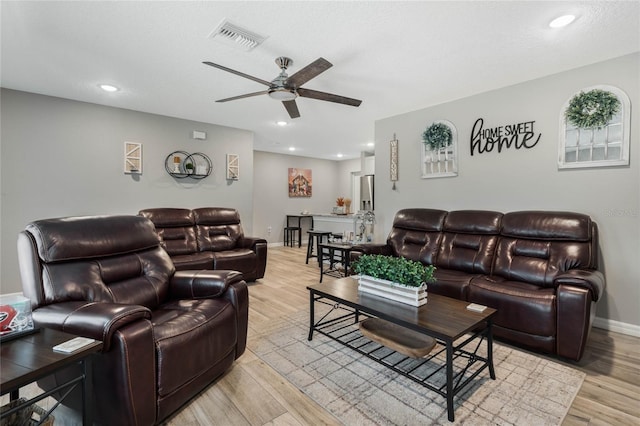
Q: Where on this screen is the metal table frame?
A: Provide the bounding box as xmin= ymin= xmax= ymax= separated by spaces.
xmin=307 ymin=285 xmax=495 ymax=422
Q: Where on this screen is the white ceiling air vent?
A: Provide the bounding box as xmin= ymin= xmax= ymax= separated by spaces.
xmin=209 ymin=20 xmax=267 ymax=52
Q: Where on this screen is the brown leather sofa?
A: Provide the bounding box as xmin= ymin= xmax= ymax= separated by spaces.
xmin=139 ymin=207 xmax=267 ymax=281
xmin=351 ymin=209 xmax=605 ymax=361
xmin=17 ymin=215 xmax=249 ymax=425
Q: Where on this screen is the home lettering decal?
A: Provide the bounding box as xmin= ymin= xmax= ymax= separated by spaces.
xmin=470 ymin=118 xmax=541 ymax=156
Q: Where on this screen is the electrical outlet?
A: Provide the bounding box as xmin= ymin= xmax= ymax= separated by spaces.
xmin=267 ymin=226 xmax=272 ymax=235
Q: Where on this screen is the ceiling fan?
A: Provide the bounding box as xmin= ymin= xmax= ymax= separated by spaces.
xmin=202 ymin=57 xmax=362 ymax=119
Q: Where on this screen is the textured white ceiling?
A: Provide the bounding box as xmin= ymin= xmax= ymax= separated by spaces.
xmin=2 ymin=1 xmax=639 ymax=160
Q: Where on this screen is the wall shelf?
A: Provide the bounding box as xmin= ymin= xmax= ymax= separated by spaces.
xmin=165 ymin=151 xmax=212 ymax=179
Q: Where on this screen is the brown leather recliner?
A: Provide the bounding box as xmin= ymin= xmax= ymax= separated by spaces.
xmin=17 ymin=215 xmax=249 ymax=425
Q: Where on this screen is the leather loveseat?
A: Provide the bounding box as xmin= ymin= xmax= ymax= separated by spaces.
xmin=139 ymin=207 xmax=267 ymax=281
xmin=18 ymin=215 xmax=249 ymax=425
xmin=351 ymin=209 xmax=605 ymax=361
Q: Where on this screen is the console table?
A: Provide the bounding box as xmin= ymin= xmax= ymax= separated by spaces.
xmin=1 ymin=328 xmax=102 ymax=425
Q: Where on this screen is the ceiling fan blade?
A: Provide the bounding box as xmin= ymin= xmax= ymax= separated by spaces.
xmin=216 ymin=90 xmax=269 ymax=103
xmin=203 ymin=61 xmax=272 ymax=86
xmin=282 ymin=100 xmax=300 ymax=119
xmin=297 ymin=88 xmax=362 ymax=107
xmin=286 ymin=58 xmax=332 ymax=88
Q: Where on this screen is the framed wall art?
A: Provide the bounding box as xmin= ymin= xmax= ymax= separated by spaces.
xmin=421 ymin=120 xmax=458 ymax=178
xmin=124 ymin=142 xmax=142 ymax=174
xmin=226 ymin=154 xmax=239 ymax=180
xmin=288 ymin=168 xmax=312 ymax=197
xmin=558 ymin=85 xmax=630 ymax=169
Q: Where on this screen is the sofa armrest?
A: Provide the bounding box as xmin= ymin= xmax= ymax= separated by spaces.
xmin=554 ymin=269 xmax=605 ymax=302
xmin=350 ymin=243 xmax=394 ymax=256
xmin=239 ymin=236 xmax=267 ymax=251
xmin=239 ymin=237 xmax=268 ymax=280
xmin=221 ymin=279 xmax=249 ymax=359
xmin=350 ymin=243 xmax=394 ymax=263
xmin=170 ymin=270 xmax=244 ymax=299
xmin=32 ymin=301 xmax=151 ymax=351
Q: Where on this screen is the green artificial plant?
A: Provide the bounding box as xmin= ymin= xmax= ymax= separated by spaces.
xmin=565 ymin=89 xmax=620 ymax=129
xmin=352 ymin=254 xmax=435 ymax=288
xmin=422 ymin=122 xmax=452 ymax=151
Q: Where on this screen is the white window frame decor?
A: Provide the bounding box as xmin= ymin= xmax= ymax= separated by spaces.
xmin=226 ymin=153 xmax=239 ymax=180
xmin=558 ymin=85 xmax=630 ymax=169
xmin=124 ymin=142 xmax=142 ymax=174
xmin=421 ymin=120 xmax=458 ymax=179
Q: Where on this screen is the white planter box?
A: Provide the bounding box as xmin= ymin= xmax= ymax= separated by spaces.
xmin=357 ymin=275 xmax=427 ymax=307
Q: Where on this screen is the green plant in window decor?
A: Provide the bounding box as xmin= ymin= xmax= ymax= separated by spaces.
xmin=185 ymin=162 xmax=194 ymax=173
xmin=352 ymin=254 xmax=435 ymax=288
xmin=422 ymin=122 xmax=452 ymax=151
xmin=565 ymin=89 xmax=620 ymax=129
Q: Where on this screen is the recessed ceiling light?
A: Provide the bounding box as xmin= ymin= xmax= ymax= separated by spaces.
xmin=99 ymin=84 xmax=119 ymax=92
xmin=288 ymin=147 xmax=295 ymax=152
xmin=367 ymin=142 xmax=375 ymax=147
xmin=549 ymin=14 xmax=576 ymax=28
xmin=337 ymin=153 xmax=343 ymax=158
xmin=277 ymin=121 xmax=288 ymax=126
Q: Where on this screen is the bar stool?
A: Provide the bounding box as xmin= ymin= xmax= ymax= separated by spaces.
xmin=306 ymin=230 xmax=332 ymax=264
xmin=284 ymin=226 xmax=301 ymax=247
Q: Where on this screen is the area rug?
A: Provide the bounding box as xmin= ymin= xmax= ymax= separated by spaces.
xmin=250 ymin=307 xmax=585 ymax=425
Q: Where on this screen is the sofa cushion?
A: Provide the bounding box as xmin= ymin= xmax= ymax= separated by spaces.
xmin=436 ymin=210 xmax=502 ymax=275
xmin=194 ymin=208 xmax=244 ymax=252
xmin=492 ymin=211 xmax=596 ymax=287
xmin=501 ymin=211 xmax=592 ymax=241
xmin=26 ymin=215 xmax=160 ymax=262
xmin=139 ymin=208 xmax=198 ymax=256
xmin=387 ymin=208 xmax=447 ymax=264
xmin=152 ymin=298 xmax=237 ymax=399
xmin=430 ymin=268 xmax=477 ymax=300
xmin=468 ymin=276 xmax=556 ymax=337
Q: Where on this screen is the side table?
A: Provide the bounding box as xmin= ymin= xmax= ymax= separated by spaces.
xmin=1 ymin=328 xmax=102 ymax=425
xmin=318 ymin=242 xmax=355 ymax=282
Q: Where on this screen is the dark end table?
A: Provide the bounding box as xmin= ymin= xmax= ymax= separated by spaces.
xmin=1 ymin=328 xmax=102 ymax=425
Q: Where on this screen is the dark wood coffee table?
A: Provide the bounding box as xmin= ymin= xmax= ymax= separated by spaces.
xmin=307 ymin=277 xmax=497 ymax=422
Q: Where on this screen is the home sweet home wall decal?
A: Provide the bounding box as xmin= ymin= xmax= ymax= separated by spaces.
xmin=470 ymin=118 xmax=541 ymax=156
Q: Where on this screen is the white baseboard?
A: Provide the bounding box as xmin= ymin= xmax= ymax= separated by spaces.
xmin=593 ymin=316 xmax=640 ymax=337
xmin=267 ymin=242 xmax=309 ymax=248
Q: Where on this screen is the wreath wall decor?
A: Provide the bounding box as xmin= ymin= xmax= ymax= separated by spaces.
xmin=422 ymin=122 xmax=452 ymax=150
xmin=565 ymin=89 xmax=621 ymax=129
xmin=558 ymin=85 xmax=630 ymax=169
xmin=421 ymin=120 xmax=458 ymax=179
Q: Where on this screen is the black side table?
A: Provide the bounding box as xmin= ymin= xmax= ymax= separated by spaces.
xmin=1 ymin=328 xmax=102 ymax=425
xmin=318 ymin=242 xmax=355 ymax=282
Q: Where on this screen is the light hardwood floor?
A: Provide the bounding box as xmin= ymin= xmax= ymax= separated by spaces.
xmin=169 ymin=246 xmax=639 ymax=425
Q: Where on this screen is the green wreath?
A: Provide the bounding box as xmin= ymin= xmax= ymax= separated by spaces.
xmin=422 ymin=122 xmax=452 ymax=151
xmin=565 ymin=89 xmax=620 ymax=129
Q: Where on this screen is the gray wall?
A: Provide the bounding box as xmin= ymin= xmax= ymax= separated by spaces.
xmin=1 ymin=89 xmax=255 ymax=294
xmin=252 ymin=151 xmax=360 ymax=244
xmin=374 ymin=53 xmax=640 ymax=330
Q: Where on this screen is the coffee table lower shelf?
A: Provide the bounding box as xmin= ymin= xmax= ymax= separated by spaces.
xmin=307 ymin=296 xmax=495 ymax=422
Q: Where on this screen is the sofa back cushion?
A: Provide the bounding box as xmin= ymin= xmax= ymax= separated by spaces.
xmin=493 ymin=211 xmax=596 ymax=287
xmin=387 ymin=209 xmax=447 ymax=265
xmin=194 ymin=207 xmax=244 ymax=252
xmin=139 ymin=208 xmax=198 ymax=256
xmin=436 ymin=210 xmax=503 ymax=274
xmin=20 ymin=215 xmax=174 ymax=309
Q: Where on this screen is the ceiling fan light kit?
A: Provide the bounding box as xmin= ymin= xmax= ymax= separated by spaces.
xmin=203 ymin=56 xmax=362 ymax=119
xmin=268 ymin=88 xmax=297 ymax=101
